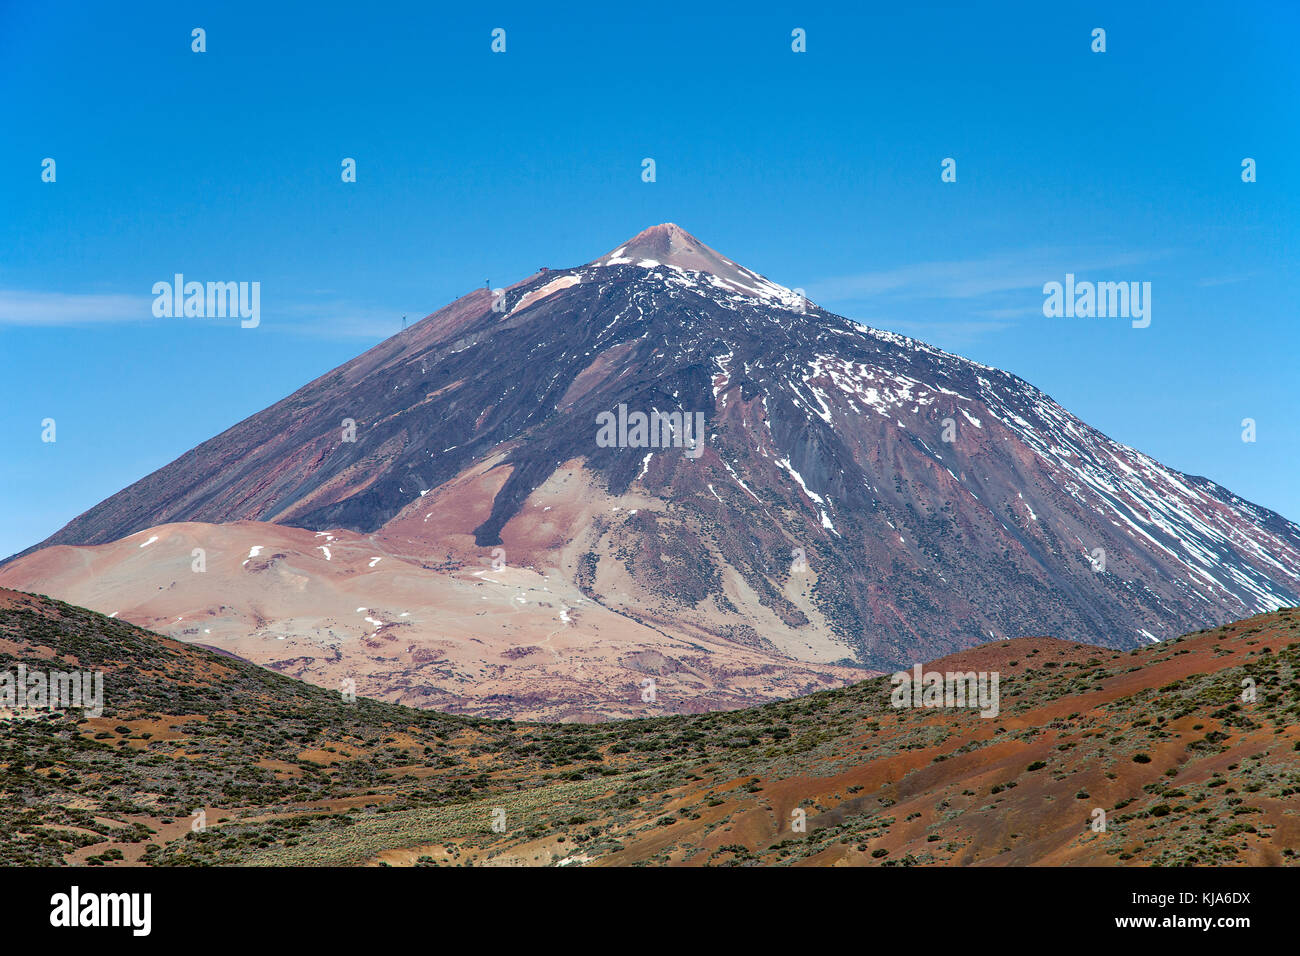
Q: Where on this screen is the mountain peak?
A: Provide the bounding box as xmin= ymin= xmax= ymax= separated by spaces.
xmin=590 ymin=223 xmax=797 ymax=304
xmin=594 ymin=222 xmax=729 ymax=270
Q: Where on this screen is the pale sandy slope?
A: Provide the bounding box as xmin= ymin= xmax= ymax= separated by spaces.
xmin=0 ymin=458 xmax=866 ymax=720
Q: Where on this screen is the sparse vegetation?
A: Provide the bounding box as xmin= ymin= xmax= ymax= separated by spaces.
xmin=3 ymin=590 xmax=1298 ymax=867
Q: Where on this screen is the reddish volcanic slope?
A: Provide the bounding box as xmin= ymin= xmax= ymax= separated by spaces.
xmin=7 ymin=590 xmax=1295 ymax=867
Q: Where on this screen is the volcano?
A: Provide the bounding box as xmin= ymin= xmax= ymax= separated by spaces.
xmin=4 ymin=224 xmax=1298 ymax=713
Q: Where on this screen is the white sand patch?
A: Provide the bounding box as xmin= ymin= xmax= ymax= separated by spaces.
xmin=509 ymin=274 xmax=581 ymax=315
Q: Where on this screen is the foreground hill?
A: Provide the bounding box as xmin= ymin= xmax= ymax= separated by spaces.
xmin=7 ymin=224 xmax=1298 ymax=692
xmin=2 ymin=588 xmax=1296 ymax=866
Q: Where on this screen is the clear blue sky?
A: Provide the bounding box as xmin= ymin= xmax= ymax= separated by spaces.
xmin=2 ymin=0 xmax=1297 ymax=560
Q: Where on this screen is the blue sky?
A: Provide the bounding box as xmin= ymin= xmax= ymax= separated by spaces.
xmin=2 ymin=0 xmax=1297 ymax=559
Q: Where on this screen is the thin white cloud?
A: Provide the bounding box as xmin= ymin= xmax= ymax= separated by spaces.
xmin=0 ymin=289 xmax=148 ymax=326
xmin=807 ymin=248 xmax=1170 ymax=349
xmin=269 ymin=302 xmax=423 ymax=340
xmin=809 ymin=249 xmax=1165 ymax=303
xmin=0 ymin=287 xmax=416 ymax=339
xmin=1195 ymin=272 xmax=1257 ymax=288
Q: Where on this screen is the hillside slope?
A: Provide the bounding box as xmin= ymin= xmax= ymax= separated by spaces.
xmin=3 ymin=588 xmax=1296 ymax=867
